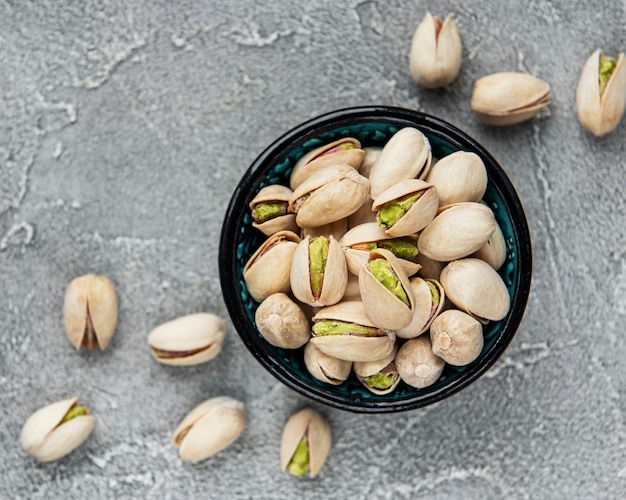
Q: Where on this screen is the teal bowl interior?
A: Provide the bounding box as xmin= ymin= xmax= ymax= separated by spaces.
xmin=219 ymin=106 xmax=531 ymax=413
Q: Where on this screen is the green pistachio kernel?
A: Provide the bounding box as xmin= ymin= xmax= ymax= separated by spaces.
xmin=312 ymin=320 xmax=374 ymax=336
xmin=337 ymin=143 xmax=356 ymax=151
xmin=376 ymin=192 xmax=421 ymax=229
xmin=309 ymin=237 xmax=329 ymax=296
xmin=428 ymin=281 xmax=440 ymax=306
xmin=59 ymin=405 xmax=89 ymax=425
xmin=287 ymin=436 xmax=309 ymax=477
xmin=365 ymin=373 xmax=394 ymax=390
xmin=378 ymin=239 xmax=419 ymax=260
xmin=252 ymin=202 xmax=283 ymax=223
xmin=599 ymin=55 xmax=617 ymax=93
xmin=368 ymin=259 xmax=409 ymax=305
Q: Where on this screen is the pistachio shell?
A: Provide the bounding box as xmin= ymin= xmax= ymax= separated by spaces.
xmin=290 ymin=138 xmax=364 ymax=190
xmin=21 ymin=397 xmax=95 ymax=462
xmin=471 ymin=218 xmax=507 ymax=270
xmin=440 ymin=258 xmax=510 ymax=323
xmin=368 ymin=127 xmax=432 ymax=198
xmin=471 ymin=72 xmax=551 ymax=126
xmin=359 ymin=146 xmax=382 ymax=179
xmin=173 ymin=397 xmax=247 ymax=462
xmin=409 ymin=13 xmax=462 ymax=88
xmin=303 ymin=342 xmax=352 ymax=385
xmin=418 ymin=202 xmax=496 ymax=261
xmin=430 ymin=309 xmax=483 ymax=366
xmin=395 ymin=278 xmax=445 ymax=339
xmin=576 ymin=50 xmax=626 ymax=137
xmin=425 ymin=152 xmax=487 ymax=206
xmin=281 ymin=408 xmax=331 ymax=478
xmin=290 ymin=235 xmax=348 ymax=307
xmin=396 ymin=336 xmax=445 ymax=389
xmin=243 ymin=230 xmax=301 ymax=302
xmin=255 ymin=293 xmax=310 ymax=349
xmin=372 ymin=179 xmax=439 ymax=236
xmin=148 ymin=313 xmax=226 ymax=366
xmin=64 ymin=274 xmax=118 ymax=351
xmin=289 ymin=165 xmax=370 ymax=228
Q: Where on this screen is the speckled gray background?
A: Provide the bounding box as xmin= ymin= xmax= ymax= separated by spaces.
xmin=1 ymin=1 xmax=625 ymax=499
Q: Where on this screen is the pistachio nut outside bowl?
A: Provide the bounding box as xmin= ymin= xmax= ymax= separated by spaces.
xmin=219 ymin=106 xmax=532 ymax=413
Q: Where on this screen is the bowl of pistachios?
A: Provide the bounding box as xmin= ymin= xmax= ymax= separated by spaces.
xmin=219 ymin=105 xmax=532 ymax=413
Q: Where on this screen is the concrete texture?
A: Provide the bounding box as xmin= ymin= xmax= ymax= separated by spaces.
xmin=1 ymin=1 xmax=625 ymax=498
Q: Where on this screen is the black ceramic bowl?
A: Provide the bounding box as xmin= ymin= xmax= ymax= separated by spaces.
xmin=219 ymin=106 xmax=531 ymax=413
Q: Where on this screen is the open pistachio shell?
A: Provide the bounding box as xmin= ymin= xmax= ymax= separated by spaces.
xmin=255 ymin=293 xmax=310 ymax=349
xmin=368 ymin=127 xmax=432 ymax=198
xmin=281 ymin=408 xmax=331 ymax=478
xmin=395 ymin=278 xmax=445 ymax=339
xmin=471 ymin=218 xmax=507 ymax=270
xmin=21 ymin=397 xmax=95 ymax=462
xmin=289 ymin=165 xmax=370 ymax=228
xmin=358 ymin=248 xmax=415 ymax=330
xmin=396 ymin=336 xmax=445 ymax=389
xmin=425 ymin=151 xmax=487 ymax=206
xmin=249 ymin=184 xmax=298 ymax=236
xmin=243 ymin=230 xmax=301 ymax=302
xmin=430 ymin=309 xmax=484 ymax=366
xmin=290 ymin=137 xmax=364 ymax=190
xmin=372 ymin=179 xmax=439 ymax=237
xmin=304 ymin=341 xmax=352 ymax=385
xmin=440 ymin=258 xmax=510 ymax=323
xmin=353 ymin=345 xmax=400 ymax=395
xmin=148 ymin=313 xmax=226 ymax=366
xmin=418 ymin=202 xmax=496 ymax=262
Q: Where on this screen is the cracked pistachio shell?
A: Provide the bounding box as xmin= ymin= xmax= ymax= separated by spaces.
xmin=340 ymin=222 xmax=420 ymax=277
xmin=471 ymin=218 xmax=507 ymax=270
xmin=64 ymin=274 xmax=118 ymax=351
xmin=304 ymin=341 xmax=352 ymax=385
xmin=369 ymin=127 xmax=432 ymax=198
xmin=396 ymin=278 xmax=445 ymax=339
xmin=372 ymin=179 xmax=439 ymax=237
xmin=255 ymin=293 xmax=310 ymax=349
xmin=425 ymin=151 xmax=487 ymax=206
xmin=418 ymin=202 xmax=496 ymax=262
xmin=471 ymin=72 xmax=551 ymax=126
xmin=358 ymin=248 xmax=415 ymax=330
xmin=310 ymin=301 xmax=396 ymax=362
xmin=21 ymin=397 xmax=95 ymax=462
xmin=173 ymin=397 xmax=247 ymax=462
xmin=289 ymin=165 xmax=371 ymax=228
xmin=281 ymin=408 xmax=331 ymax=478
xmin=440 ymin=258 xmax=510 ymax=323
xmin=148 ymin=313 xmax=226 ymax=366
xmin=353 ymin=344 xmax=400 ymax=395
xmin=243 ymin=230 xmax=301 ymax=302
xmin=430 ymin=309 xmax=483 ymax=366
xmin=249 ymin=185 xmax=298 ymax=237
xmin=576 ymin=50 xmax=626 ymax=137
xmin=290 ymin=137 xmax=364 ymax=190
xmin=290 ymin=235 xmax=348 ymax=307
xmin=410 ymin=13 xmax=462 ymax=88
xmin=396 ymin=336 xmax=445 ymax=389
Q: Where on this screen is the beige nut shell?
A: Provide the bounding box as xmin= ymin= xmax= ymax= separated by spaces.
xmin=430 ymin=309 xmax=484 ymax=366
xmin=471 ymin=218 xmax=507 ymax=270
xmin=280 ymin=408 xmax=331 ymax=478
xmin=425 ymin=151 xmax=487 ymax=206
xmin=304 ymin=342 xmax=352 ymax=385
xmin=395 ymin=278 xmax=445 ymax=339
xmin=255 ymin=293 xmax=310 ymax=349
xmin=396 ymin=336 xmax=445 ymax=389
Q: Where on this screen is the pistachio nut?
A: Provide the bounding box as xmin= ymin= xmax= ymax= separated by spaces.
xmin=173 ymin=396 xmax=247 ymax=462
xmin=290 ymin=235 xmax=348 ymax=307
xmin=576 ymin=49 xmax=626 ymax=137
xmin=359 ymin=146 xmax=382 ymax=179
xmin=353 ymin=345 xmax=400 ymax=395
xmin=395 ymin=336 xmax=445 ymax=389
xmin=249 ymin=184 xmax=299 ymax=236
xmin=64 ymin=274 xmax=118 ymax=351
xmin=418 ymin=202 xmax=496 ymax=262
xmin=289 ymin=165 xmax=370 ymax=228
xmin=440 ymin=258 xmax=510 ymax=323
xmin=430 ymin=309 xmax=483 ymax=366
xmin=303 ymin=341 xmax=352 ymax=385
xmin=425 ymin=151 xmax=487 ymax=206
xmin=148 ymin=313 xmax=226 ymax=366
xmin=255 ymin=293 xmax=310 ymax=349
xmin=358 ymin=248 xmax=415 ymax=330
xmin=409 ymin=13 xmax=462 ymax=88
xmin=372 ymin=179 xmax=439 ymax=237
xmin=368 ymin=127 xmax=432 ymax=198
xmin=243 ymin=230 xmax=301 ymax=302
xmin=471 ymin=218 xmax=507 ymax=270
xmin=21 ymin=397 xmax=95 ymax=462
xmin=280 ymin=408 xmax=331 ymax=478
xmin=470 ymin=72 xmax=551 ymax=126
xmin=290 ymin=137 xmax=364 ymax=190
xmin=395 ymin=278 xmax=445 ymax=339
xmin=310 ymin=301 xmax=396 ymax=362
xmin=340 ymin=222 xmax=420 ymax=277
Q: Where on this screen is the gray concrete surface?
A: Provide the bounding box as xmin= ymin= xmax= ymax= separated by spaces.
xmin=1 ymin=1 xmax=625 ymax=498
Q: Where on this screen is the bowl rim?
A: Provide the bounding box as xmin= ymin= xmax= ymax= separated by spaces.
xmin=219 ymin=105 xmax=532 ymax=413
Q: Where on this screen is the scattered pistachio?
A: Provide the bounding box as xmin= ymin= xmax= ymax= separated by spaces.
xmin=280 ymin=408 xmax=331 ymax=478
